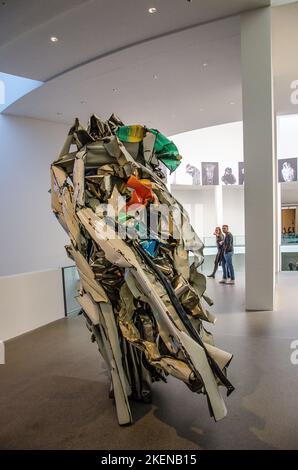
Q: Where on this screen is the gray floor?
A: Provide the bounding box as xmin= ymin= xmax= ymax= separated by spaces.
xmin=1 ymin=273 xmax=298 ymax=450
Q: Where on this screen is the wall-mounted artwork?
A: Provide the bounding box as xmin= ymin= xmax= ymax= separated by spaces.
xmin=170 ymin=159 xmax=298 ymax=187
xmin=201 ymin=162 xmax=219 ymax=185
xmin=186 ymin=164 xmax=201 ymax=185
xmin=238 ymin=162 xmax=245 ymax=185
xmin=220 ymin=163 xmax=237 ymax=185
xmin=278 ymin=158 xmax=297 ymax=183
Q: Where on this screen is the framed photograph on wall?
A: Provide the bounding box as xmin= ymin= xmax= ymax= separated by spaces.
xmin=278 ymin=158 xmax=298 ymax=183
xmin=238 ymin=162 xmax=245 ymax=185
xmin=220 ymin=163 xmax=238 ymax=185
xmin=185 ymin=164 xmax=201 ymax=185
xmin=201 ymin=162 xmax=219 ymax=185
xmin=169 ymin=162 xmax=196 ymax=186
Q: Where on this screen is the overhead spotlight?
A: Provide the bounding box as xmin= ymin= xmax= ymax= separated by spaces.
xmin=148 ymin=7 xmax=157 ymax=14
xmin=203 ymin=62 xmax=208 ymax=68
xmin=153 ymin=74 xmax=158 ymax=80
xmin=50 ymin=36 xmax=59 ymax=43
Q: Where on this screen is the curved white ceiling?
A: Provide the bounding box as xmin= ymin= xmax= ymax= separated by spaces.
xmin=5 ymin=16 xmax=243 ymax=135
xmin=1 ymin=0 xmax=297 ymax=135
xmin=0 ymin=0 xmax=269 ymax=80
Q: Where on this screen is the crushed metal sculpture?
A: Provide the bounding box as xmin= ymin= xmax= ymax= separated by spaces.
xmin=50 ymin=114 xmax=234 ymax=425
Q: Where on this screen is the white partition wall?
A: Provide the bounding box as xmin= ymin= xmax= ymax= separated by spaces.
xmin=0 ymin=115 xmax=72 ymax=340
xmin=0 ymin=115 xmax=71 ymax=276
xmin=0 ymin=269 xmax=65 ymax=341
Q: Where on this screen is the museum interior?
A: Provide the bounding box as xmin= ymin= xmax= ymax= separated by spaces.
xmin=1 ymin=0 xmax=298 ymax=452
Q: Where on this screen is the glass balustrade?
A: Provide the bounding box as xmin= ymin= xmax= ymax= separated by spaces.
xmin=61 ymin=235 xmax=298 ymax=308
xmin=203 ymin=235 xmax=245 ymax=247
xmin=62 ymin=266 xmax=81 ymax=316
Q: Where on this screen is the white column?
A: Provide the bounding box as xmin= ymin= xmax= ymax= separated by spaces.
xmin=241 ymin=7 xmax=276 ymax=311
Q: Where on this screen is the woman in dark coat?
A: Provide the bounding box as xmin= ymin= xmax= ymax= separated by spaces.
xmin=208 ymin=227 xmax=224 ymax=279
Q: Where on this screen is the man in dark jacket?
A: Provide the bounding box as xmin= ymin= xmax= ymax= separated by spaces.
xmin=219 ymin=225 xmax=235 ymax=285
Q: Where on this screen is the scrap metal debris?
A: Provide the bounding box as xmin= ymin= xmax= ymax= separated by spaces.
xmin=50 ymin=114 xmax=234 ymax=425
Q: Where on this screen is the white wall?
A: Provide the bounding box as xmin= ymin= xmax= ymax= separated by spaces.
xmin=277 ymin=114 xmax=298 ymax=158
xmin=0 ymin=115 xmax=71 ymax=276
xmin=171 ymin=185 xmax=245 ymax=239
xmin=171 ymin=121 xmax=244 ymax=163
xmin=169 ymin=121 xmax=245 ymax=239
xmin=171 ymin=187 xmax=217 ymax=239
xmin=0 ymin=115 xmax=72 ymax=339
xmin=170 ymin=121 xmax=244 ymax=185
xmin=281 ymin=182 xmax=298 ymax=205
xmin=0 ymin=269 xmax=65 ymax=341
xmin=222 ymin=186 xmax=245 ymax=236
xmin=169 ymin=116 xmax=298 ymax=240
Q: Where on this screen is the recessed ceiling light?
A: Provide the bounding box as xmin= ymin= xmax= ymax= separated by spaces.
xmin=50 ymin=36 xmax=59 ymax=43
xmin=230 ymin=101 xmax=235 ymax=105
xmin=153 ymin=74 xmax=158 ymax=80
xmin=203 ymin=62 xmax=208 ymax=68
xmin=148 ymin=7 xmax=157 ymax=14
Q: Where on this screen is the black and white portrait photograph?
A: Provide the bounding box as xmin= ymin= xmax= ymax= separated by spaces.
xmin=201 ymin=162 xmax=219 ymax=185
xmin=221 ymin=164 xmax=237 ymax=185
xmin=238 ymin=162 xmax=245 ymax=185
xmin=278 ymin=158 xmax=297 ymax=183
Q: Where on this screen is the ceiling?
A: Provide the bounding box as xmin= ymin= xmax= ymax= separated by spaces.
xmin=4 ymin=16 xmax=243 ymax=134
xmin=0 ymin=0 xmax=270 ymax=80
xmin=1 ymin=0 xmax=298 ymax=135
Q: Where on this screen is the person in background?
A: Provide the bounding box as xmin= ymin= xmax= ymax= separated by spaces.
xmin=219 ymin=224 xmax=235 ymax=285
xmin=207 ymin=227 xmax=224 ymax=279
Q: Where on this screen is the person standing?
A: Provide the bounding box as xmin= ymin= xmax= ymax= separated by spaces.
xmin=207 ymin=227 xmax=224 ymax=278
xmin=219 ymin=225 xmax=235 ymax=285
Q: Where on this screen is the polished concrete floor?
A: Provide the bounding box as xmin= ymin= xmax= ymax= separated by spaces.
xmin=1 ymin=273 xmax=298 ymax=450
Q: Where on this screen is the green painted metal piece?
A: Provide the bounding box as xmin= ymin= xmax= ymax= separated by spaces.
xmin=149 ymin=129 xmax=182 ymax=173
